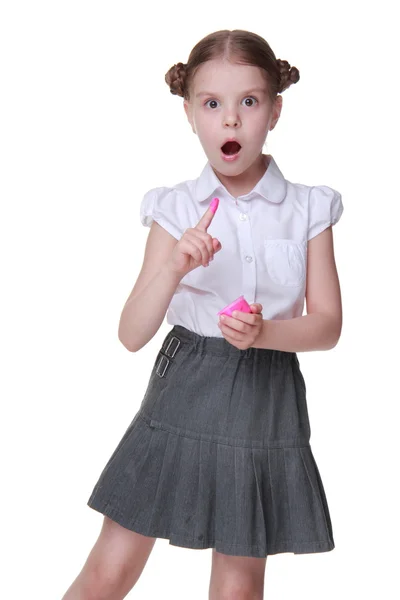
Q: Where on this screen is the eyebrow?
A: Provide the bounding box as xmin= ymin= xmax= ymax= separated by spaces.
xmin=195 ymin=87 xmax=267 ymax=98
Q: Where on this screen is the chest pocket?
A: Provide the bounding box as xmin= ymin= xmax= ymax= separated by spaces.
xmin=264 ymin=239 xmax=307 ymax=287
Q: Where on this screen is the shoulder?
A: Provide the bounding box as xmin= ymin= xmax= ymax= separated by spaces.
xmin=286 ymin=178 xmax=342 ymax=206
xmin=308 ymin=184 xmax=343 ymax=210
xmin=284 ymin=180 xmax=343 ymax=242
xmin=140 ymin=181 xmax=195 ymax=216
xmin=139 ymin=180 xmax=197 ymax=240
xmin=307 ymin=184 xmax=344 ymax=240
xmin=141 ymin=173 xmax=197 ymax=205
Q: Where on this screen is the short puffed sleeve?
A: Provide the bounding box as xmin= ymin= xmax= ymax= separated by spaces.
xmin=139 ymin=186 xmax=182 ymax=240
xmin=307 ymin=185 xmax=344 ymax=241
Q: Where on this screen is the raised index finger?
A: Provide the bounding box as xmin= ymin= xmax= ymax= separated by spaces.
xmin=196 ymin=197 xmax=219 ymax=231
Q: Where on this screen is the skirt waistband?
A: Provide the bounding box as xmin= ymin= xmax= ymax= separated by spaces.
xmin=165 ymin=324 xmax=295 ymax=359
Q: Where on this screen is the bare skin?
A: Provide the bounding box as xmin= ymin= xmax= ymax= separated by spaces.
xmin=61 ymin=517 xmax=156 ymax=600
xmin=61 ymin=516 xmax=267 ymax=600
xmin=208 ymin=549 xmax=267 ymax=600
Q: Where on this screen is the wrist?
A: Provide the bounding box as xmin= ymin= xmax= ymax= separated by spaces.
xmin=161 ymin=262 xmax=184 ymax=284
xmin=253 ymin=319 xmax=267 ymax=349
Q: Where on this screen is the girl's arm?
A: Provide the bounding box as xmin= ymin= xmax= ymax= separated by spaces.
xmin=118 ymin=222 xmax=183 ymax=352
xmin=253 ymin=226 xmax=342 ymax=352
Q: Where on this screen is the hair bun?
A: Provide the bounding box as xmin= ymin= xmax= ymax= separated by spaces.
xmin=165 ymin=62 xmax=187 ymax=97
xmin=276 ymin=59 xmax=300 ymax=93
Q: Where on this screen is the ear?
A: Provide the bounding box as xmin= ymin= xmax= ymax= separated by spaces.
xmin=184 ymin=100 xmax=196 ymax=134
xmin=269 ymin=95 xmax=283 ymax=131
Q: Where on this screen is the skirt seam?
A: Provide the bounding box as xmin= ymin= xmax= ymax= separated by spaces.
xmin=139 ymin=412 xmax=311 ymax=450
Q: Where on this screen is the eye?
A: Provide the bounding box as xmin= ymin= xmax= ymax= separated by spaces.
xmin=204 ymin=99 xmax=219 ymax=109
xmin=242 ymin=96 xmax=258 ymax=107
xmin=204 ymin=96 xmax=258 ymax=109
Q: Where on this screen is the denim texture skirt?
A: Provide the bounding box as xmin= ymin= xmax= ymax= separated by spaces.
xmin=87 ymin=324 xmax=335 ymax=558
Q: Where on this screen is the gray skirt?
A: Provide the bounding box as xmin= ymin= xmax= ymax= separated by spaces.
xmin=87 ymin=324 xmax=334 ymax=558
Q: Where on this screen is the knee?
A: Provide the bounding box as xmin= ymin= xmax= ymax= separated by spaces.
xmin=213 ymin=582 xmax=263 ymax=600
xmin=79 ymin=561 xmax=129 ymax=600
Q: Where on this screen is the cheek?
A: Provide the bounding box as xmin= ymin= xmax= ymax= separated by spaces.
xmin=249 ymin=113 xmax=269 ymax=134
xmin=196 ymin=117 xmax=218 ymax=145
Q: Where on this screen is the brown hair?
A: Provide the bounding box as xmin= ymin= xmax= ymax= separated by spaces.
xmin=165 ymin=29 xmax=300 ymax=105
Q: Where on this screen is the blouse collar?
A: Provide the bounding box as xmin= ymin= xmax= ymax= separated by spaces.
xmin=194 ymin=154 xmax=287 ymax=204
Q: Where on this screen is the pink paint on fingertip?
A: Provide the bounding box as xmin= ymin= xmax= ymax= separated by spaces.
xmin=210 ymin=197 xmax=219 ymax=213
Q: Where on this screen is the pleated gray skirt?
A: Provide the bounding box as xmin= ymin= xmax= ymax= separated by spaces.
xmin=87 ymin=324 xmax=335 ymax=558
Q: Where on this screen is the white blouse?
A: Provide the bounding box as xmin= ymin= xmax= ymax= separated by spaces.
xmin=139 ymin=154 xmax=343 ymax=338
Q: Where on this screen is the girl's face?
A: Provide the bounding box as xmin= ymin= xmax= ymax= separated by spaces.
xmin=184 ymin=58 xmax=282 ymax=178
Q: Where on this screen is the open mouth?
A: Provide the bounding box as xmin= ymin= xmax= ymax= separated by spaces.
xmin=221 ymin=141 xmax=242 ymax=155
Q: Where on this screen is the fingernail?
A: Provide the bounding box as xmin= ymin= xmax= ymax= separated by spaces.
xmin=210 ymin=197 xmax=219 ymax=213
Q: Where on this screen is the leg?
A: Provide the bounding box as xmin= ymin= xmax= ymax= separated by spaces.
xmin=208 ymin=548 xmax=267 ymax=600
xmin=61 ymin=516 xmax=157 ymax=600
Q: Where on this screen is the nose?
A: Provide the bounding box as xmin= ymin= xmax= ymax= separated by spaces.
xmin=223 ymin=110 xmax=240 ymax=128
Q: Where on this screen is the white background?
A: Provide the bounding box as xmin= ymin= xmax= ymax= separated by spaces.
xmin=1 ymin=1 xmax=399 ymax=598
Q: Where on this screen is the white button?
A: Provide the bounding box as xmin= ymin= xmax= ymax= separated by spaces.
xmin=239 ymin=213 xmax=248 ymax=221
xmin=245 ymin=256 xmax=253 ymax=262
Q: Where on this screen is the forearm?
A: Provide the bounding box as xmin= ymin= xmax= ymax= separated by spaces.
xmin=252 ymin=312 xmax=342 ymax=352
xmin=118 ymin=264 xmax=182 ymax=352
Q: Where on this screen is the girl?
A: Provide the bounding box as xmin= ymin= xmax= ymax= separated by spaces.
xmin=63 ymin=29 xmax=343 ymax=600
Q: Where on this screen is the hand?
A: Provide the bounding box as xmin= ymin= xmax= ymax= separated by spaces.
xmin=166 ymin=198 xmax=222 ymax=278
xmin=218 ymin=303 xmax=264 ymax=350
